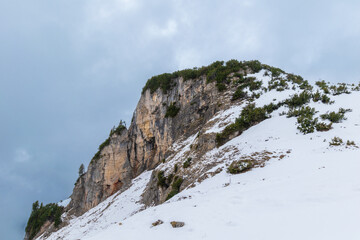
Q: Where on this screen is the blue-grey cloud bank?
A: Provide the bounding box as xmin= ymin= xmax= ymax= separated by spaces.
xmin=1 ymin=0 xmax=360 ymax=238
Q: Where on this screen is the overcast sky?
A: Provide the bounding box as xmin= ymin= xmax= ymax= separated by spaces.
xmin=2 ymin=0 xmax=360 ymax=238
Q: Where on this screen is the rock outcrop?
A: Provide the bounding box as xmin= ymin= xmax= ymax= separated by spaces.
xmin=68 ymin=74 xmax=232 ymax=216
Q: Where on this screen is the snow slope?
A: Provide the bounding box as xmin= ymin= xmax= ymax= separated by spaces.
xmin=45 ymin=171 xmax=153 ymax=240
xmin=40 ymin=72 xmax=360 ymax=240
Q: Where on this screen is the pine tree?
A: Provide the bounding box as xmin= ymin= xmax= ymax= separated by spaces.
xmin=78 ymin=164 xmax=85 ymax=176
xmin=32 ymin=200 xmax=39 ymax=211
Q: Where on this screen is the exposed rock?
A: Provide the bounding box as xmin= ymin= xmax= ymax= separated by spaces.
xmin=227 ymin=151 xmax=286 ymax=174
xmin=30 ymin=61 xmax=261 ymax=238
xmin=228 ymin=160 xmax=254 ymax=174
xmin=151 ymin=220 xmax=164 ymax=227
xmin=141 ymin=171 xmax=161 ymax=206
xmin=68 ymin=75 xmax=233 ymax=216
xmin=170 ymin=221 xmax=185 ymax=228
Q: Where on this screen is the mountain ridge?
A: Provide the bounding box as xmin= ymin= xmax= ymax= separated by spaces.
xmin=25 ymin=60 xmax=360 ymax=240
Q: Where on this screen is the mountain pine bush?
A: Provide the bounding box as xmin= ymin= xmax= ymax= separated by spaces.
xmin=183 ymin=158 xmax=192 ymax=168
xmin=285 ymin=91 xmax=312 ymax=108
xmin=165 ymin=103 xmax=180 ymax=118
xmin=166 ymin=176 xmax=184 ymax=200
xmin=320 ymin=108 xmax=351 ymax=123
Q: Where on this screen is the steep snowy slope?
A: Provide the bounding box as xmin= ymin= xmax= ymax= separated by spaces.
xmin=39 ymin=69 xmax=360 ymax=240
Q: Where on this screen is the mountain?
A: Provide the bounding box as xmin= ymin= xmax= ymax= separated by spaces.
xmin=25 ymin=60 xmax=360 ymax=240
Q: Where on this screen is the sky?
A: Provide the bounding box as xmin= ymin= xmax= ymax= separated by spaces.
xmin=1 ymin=0 xmax=360 ymax=239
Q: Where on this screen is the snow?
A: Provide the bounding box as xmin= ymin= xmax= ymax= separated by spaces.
xmin=82 ymin=104 xmax=360 ymax=239
xmin=205 ymin=104 xmax=245 ymax=134
xmin=40 ymin=75 xmax=360 ymax=240
xmin=43 ymin=171 xmax=153 ymax=240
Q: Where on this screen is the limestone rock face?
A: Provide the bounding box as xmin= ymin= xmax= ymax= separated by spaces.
xmin=68 ymin=76 xmax=230 ymax=216
xmin=69 ymin=130 xmax=131 ymax=215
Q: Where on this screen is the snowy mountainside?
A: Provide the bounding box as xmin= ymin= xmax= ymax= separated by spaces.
xmin=39 ymin=69 xmax=360 ymax=240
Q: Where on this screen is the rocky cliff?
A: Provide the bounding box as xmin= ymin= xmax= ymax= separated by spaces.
xmin=67 ymin=61 xmax=246 ymax=216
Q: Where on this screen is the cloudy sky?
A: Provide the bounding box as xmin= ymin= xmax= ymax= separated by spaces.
xmin=1 ymin=0 xmax=360 ymax=238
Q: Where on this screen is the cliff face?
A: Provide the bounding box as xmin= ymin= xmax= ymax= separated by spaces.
xmin=68 ymin=75 xmax=227 ymax=216
xmin=27 ymin=60 xmax=264 ymax=239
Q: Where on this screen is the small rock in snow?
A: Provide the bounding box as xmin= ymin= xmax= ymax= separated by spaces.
xmin=170 ymin=221 xmax=185 ymax=228
xmin=152 ymin=220 xmax=164 ymax=227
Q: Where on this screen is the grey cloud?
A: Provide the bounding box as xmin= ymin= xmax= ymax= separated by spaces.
xmin=1 ymin=0 xmax=360 ymax=238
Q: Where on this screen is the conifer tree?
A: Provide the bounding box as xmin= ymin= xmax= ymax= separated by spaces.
xmin=78 ymin=164 xmax=85 ymax=176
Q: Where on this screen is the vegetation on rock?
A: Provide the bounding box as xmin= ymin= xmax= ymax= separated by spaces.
xmin=109 ymin=120 xmax=127 ymax=136
xmin=231 ymin=87 xmax=247 ymax=101
xmin=25 ymin=201 xmax=64 ymax=240
xmin=166 ymin=176 xmax=184 ymax=200
xmin=78 ymin=164 xmax=85 ymax=177
xmin=183 ymin=158 xmax=192 ymax=168
xmin=165 ymin=102 xmax=180 ymax=118
xmin=91 ymin=121 xmax=127 ymax=163
xmin=228 ymin=160 xmax=254 ymax=174
xmin=157 ymin=171 xmax=168 ymax=188
xmin=216 ymin=103 xmax=281 ymax=146
xmin=142 ymin=59 xmax=265 ymax=94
